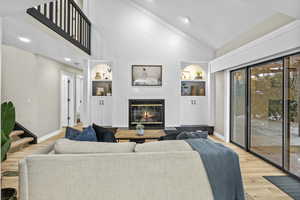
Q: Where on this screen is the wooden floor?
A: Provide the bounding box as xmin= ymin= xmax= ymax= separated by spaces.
xmin=1 ymin=132 xmax=292 ymax=200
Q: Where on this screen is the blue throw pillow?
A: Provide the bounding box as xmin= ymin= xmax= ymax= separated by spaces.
xmin=65 ymin=127 xmax=81 ymax=140
xmin=65 ymin=126 xmax=98 ymax=142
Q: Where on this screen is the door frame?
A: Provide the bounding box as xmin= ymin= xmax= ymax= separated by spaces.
xmin=75 ymin=75 xmax=84 ymax=123
xmin=229 ymin=68 xmax=248 ymax=150
xmin=60 ymin=71 xmax=76 ymax=127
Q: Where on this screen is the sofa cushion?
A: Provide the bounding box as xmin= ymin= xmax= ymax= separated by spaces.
xmin=19 ymin=152 xmax=214 ymax=200
xmin=54 ymin=139 xmax=136 ymax=154
xmin=92 ymin=124 xmax=117 ymax=143
xmin=135 ymin=140 xmax=193 ymax=153
xmin=65 ymin=126 xmax=98 ymax=142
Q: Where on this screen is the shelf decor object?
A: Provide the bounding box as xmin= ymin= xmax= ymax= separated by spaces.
xmin=132 ymin=65 xmax=162 ymax=86
xmin=181 ymin=81 xmax=206 ymax=96
xmin=92 ymin=81 xmax=112 ymax=96
xmin=95 ymin=72 xmax=102 ymax=80
xmin=195 ymin=71 xmax=203 ymax=80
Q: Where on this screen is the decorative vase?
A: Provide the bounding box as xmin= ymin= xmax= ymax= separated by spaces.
xmin=195 ymin=71 xmax=203 ymax=80
xmin=95 ymin=72 xmax=102 ymax=80
xmin=136 ymin=123 xmax=145 ymax=136
xmin=137 ymin=128 xmax=144 ymax=136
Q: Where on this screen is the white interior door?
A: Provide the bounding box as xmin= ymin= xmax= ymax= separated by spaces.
xmin=61 ymin=72 xmax=75 ymax=127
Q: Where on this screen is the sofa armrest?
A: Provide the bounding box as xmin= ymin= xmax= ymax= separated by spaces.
xmin=32 ymin=142 xmax=55 ymax=155
xmin=19 ymin=159 xmax=29 ymax=200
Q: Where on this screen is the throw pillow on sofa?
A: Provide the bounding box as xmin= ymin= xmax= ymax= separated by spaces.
xmin=65 ymin=126 xmax=98 ymax=142
xmin=176 ymin=131 xmax=208 ymax=140
xmin=54 ymin=138 xmax=136 ymax=154
xmin=92 ymin=124 xmax=117 ymax=143
xmin=135 ymin=140 xmax=193 ymax=153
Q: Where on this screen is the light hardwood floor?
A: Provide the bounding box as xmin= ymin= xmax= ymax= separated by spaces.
xmin=1 ymin=131 xmax=292 ymax=200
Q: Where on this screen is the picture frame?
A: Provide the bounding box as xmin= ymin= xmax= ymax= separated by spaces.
xmin=132 ymin=65 xmax=162 ymax=86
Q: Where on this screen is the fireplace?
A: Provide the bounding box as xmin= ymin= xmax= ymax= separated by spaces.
xmin=129 ymin=99 xmax=165 ymax=129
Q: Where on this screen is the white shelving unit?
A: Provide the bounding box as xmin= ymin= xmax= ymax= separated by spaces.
xmin=90 ymin=62 xmax=113 ymax=127
xmin=180 ymin=63 xmax=208 ymax=125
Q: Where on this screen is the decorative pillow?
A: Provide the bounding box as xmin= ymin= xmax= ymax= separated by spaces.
xmin=66 ymin=126 xmax=98 ymax=142
xmin=176 ymin=131 xmax=208 ymax=140
xmin=159 ymin=131 xmax=180 ymax=141
xmin=135 ymin=140 xmax=193 ymax=153
xmin=92 ymin=124 xmax=116 ymax=143
xmin=65 ymin=127 xmax=81 ymax=140
xmin=54 ymin=139 xmax=136 ymax=154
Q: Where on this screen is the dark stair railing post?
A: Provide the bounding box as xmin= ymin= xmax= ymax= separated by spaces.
xmin=27 ymin=0 xmax=91 ymax=55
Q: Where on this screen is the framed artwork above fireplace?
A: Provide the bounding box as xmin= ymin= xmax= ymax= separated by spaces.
xmin=132 ymin=65 xmax=162 ymax=86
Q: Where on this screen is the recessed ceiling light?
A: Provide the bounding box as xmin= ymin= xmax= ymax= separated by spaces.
xmin=179 ymin=16 xmax=191 ymax=24
xmin=64 ymin=58 xmax=71 ymax=62
xmin=18 ymin=37 xmax=31 ymax=43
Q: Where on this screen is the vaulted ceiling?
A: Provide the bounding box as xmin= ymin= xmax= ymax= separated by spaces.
xmin=130 ymin=0 xmax=298 ymax=50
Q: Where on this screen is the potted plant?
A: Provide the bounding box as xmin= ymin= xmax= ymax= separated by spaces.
xmin=136 ymin=122 xmax=145 ymax=136
xmin=1 ymin=102 xmax=17 ymax=200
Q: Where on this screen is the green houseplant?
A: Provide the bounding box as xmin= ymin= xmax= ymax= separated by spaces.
xmin=1 ymin=102 xmax=17 ymax=200
xmin=1 ymin=102 xmax=16 ymax=162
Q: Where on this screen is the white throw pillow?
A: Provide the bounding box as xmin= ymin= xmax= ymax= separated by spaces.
xmin=135 ymin=140 xmax=193 ymax=153
xmin=55 ymin=139 xmax=136 ymax=154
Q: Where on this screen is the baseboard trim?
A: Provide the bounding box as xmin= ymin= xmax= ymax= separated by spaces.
xmin=38 ymin=129 xmax=61 ymax=143
xmin=213 ymin=132 xmax=225 ymax=141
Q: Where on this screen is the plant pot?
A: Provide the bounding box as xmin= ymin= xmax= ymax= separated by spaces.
xmin=137 ymin=129 xmax=144 ymax=136
xmin=1 ymin=188 xmax=17 ymax=200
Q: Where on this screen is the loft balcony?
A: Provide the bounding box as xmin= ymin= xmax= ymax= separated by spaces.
xmin=27 ymin=0 xmax=91 ymax=55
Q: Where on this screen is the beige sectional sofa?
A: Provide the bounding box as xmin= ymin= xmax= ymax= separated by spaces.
xmin=19 ymin=139 xmax=214 ymax=200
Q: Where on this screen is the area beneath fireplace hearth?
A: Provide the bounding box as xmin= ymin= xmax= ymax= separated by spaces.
xmin=129 ymin=99 xmax=165 ymax=129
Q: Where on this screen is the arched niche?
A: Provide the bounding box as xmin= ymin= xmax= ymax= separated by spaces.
xmin=181 ymin=64 xmax=206 ymax=81
xmin=91 ymin=63 xmax=112 ymax=81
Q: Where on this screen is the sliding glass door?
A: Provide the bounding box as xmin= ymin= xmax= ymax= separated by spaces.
xmin=230 ymin=69 xmax=247 ymax=148
xmin=230 ymin=52 xmax=300 ymax=178
xmin=287 ymin=54 xmax=300 ymax=177
xmin=249 ymin=60 xmax=284 ymax=166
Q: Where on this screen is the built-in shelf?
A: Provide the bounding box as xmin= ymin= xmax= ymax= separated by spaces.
xmin=181 ymin=64 xmax=206 ymax=96
xmin=93 ymin=80 xmax=112 ymax=82
xmin=91 ymin=63 xmax=113 ymax=96
xmin=181 ymin=80 xmax=206 ymax=82
xmin=181 ymin=80 xmax=206 ymax=96
xmin=92 ymin=81 xmax=112 ymax=96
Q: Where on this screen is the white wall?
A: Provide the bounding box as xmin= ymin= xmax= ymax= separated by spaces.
xmin=87 ymin=0 xmax=215 ymax=127
xmin=1 ymin=45 xmax=82 ymax=137
xmin=210 ymin=20 xmax=300 ymax=142
xmin=210 ymin=20 xmax=300 ymax=73
xmin=214 ymin=71 xmax=225 ymax=136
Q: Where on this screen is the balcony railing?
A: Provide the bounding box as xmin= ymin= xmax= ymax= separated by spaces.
xmin=27 ymin=0 xmax=91 ymax=55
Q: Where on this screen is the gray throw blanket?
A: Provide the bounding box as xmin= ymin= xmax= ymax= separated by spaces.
xmin=185 ymin=139 xmax=245 ymax=200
